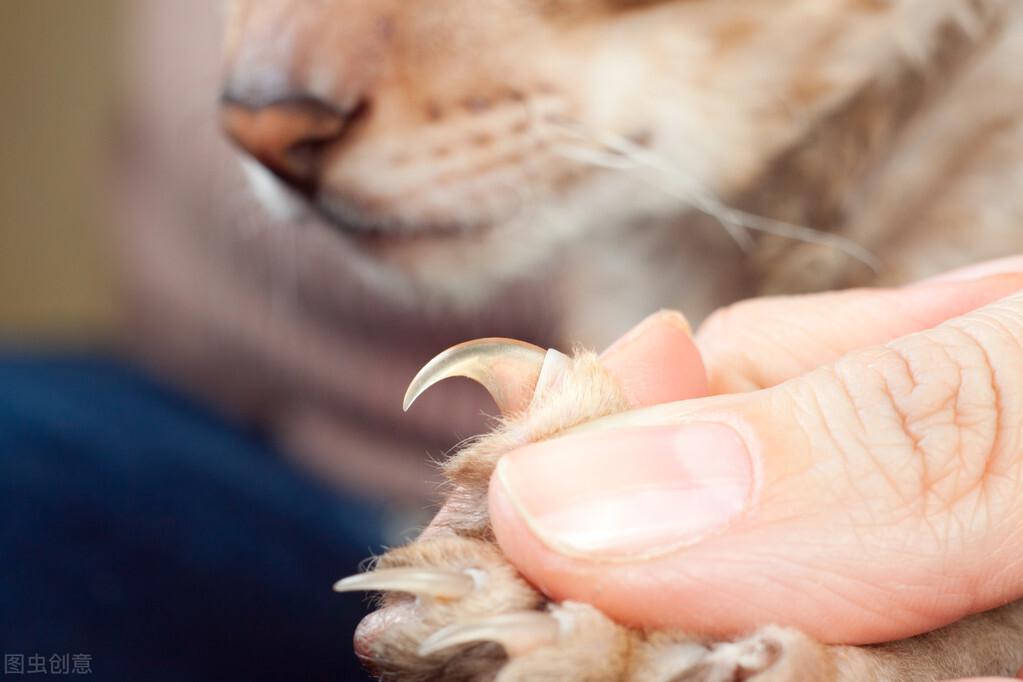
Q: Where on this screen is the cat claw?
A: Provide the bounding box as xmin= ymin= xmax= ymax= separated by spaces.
xmin=333 ymin=568 xmax=479 ymax=601
xmin=403 ymin=338 xmax=549 ymax=415
xmin=701 ymin=634 xmax=783 ymax=678
xmin=418 ymin=611 xmax=563 ymax=657
xmin=730 ymin=639 xmax=777 ymax=672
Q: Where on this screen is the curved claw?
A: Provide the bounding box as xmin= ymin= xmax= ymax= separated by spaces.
xmin=403 ymin=338 xmax=548 ymax=415
xmin=333 ymin=568 xmax=475 ymax=601
xmin=418 ymin=611 xmax=562 ymax=657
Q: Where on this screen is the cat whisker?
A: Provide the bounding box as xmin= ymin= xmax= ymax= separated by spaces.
xmin=544 ymin=119 xmax=755 ymax=250
xmin=333 ymin=568 xmax=478 ymax=601
xmin=418 ymin=611 xmax=563 ymax=657
xmin=552 ymin=143 xmax=645 ymax=171
xmin=403 ymin=338 xmax=548 ymax=415
xmin=544 ymin=118 xmax=881 ymax=271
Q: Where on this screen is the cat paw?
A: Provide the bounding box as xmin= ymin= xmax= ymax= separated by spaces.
xmin=342 ymin=535 xmax=543 ymax=681
xmin=342 ymin=338 xmax=835 ymax=682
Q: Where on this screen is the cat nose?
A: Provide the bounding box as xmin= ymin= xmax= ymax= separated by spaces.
xmin=220 ymin=95 xmax=358 ymax=194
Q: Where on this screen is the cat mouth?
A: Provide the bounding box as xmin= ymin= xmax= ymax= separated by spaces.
xmin=242 ymin=157 xmax=497 ymax=247
xmin=312 ymin=196 xmax=495 ymax=249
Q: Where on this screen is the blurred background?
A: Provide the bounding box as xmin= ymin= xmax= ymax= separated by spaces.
xmin=1 ymin=2 xmax=487 ymax=680
xmin=0 ymin=2 xmax=118 ymax=343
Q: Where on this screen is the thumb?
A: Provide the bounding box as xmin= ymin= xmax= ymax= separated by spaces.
xmin=490 ymin=290 xmax=1023 ymax=646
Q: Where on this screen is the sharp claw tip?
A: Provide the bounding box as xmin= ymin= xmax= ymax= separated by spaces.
xmin=332 ymin=576 xmax=356 ymax=592
xmin=400 ymin=338 xmax=547 ymax=416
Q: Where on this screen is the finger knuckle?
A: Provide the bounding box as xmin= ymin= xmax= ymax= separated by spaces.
xmin=826 ymin=317 xmax=1023 ymax=527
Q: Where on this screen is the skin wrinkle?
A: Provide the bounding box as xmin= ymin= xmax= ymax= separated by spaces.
xmin=829 ymin=353 xmax=919 ymax=512
xmin=822 ymin=364 xmax=871 ymax=446
xmin=786 ymin=379 xmax=864 ymax=505
xmin=930 ymin=327 xmax=998 ymax=517
xmin=798 ymin=374 xmax=923 ymax=538
xmin=871 ymin=342 xmax=954 ymax=512
xmin=872 ymin=345 xmax=924 ymax=494
xmin=842 ymin=346 xmax=971 ymax=536
xmin=909 ymin=344 xmax=996 ymax=536
xmin=905 ymin=337 xmax=963 ymax=520
xmin=884 ymin=315 xmax=1020 ymax=608
xmin=952 ymin=319 xmax=1015 ymax=502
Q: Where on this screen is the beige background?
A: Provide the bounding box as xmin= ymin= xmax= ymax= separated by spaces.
xmin=0 ymin=1 xmax=121 ymax=342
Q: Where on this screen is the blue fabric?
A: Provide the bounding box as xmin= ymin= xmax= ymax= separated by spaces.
xmin=0 ymin=355 xmax=387 ymax=681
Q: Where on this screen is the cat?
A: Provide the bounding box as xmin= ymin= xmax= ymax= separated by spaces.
xmin=222 ymin=0 xmax=1023 ymax=343
xmin=219 ymin=0 xmax=1023 ymax=679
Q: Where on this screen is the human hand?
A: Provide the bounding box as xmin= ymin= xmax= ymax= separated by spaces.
xmin=489 ymin=257 xmax=1023 ymax=648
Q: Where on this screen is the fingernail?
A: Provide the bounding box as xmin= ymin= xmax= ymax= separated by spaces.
xmin=495 ymin=423 xmax=753 ymax=561
xmin=600 ymin=310 xmax=706 ymax=407
xmin=601 ymin=310 xmax=692 ymax=362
